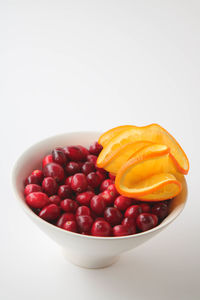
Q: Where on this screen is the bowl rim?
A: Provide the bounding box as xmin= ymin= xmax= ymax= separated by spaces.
xmin=12 ymin=131 xmax=187 ymax=240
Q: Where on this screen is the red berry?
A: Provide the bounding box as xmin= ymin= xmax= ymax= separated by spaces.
xmin=91 ymin=220 xmax=112 ymax=237
xmin=81 ymin=162 xmax=95 ymax=175
xmin=76 ymin=191 xmax=95 ymax=206
xmin=61 ymin=199 xmax=78 ymax=213
xmin=96 ymin=170 xmax=106 ymax=183
xmin=52 ymin=147 xmax=67 ymax=165
xmin=58 ymin=185 xmax=72 ymax=199
xmin=26 ymin=192 xmax=49 ymax=208
xmin=113 ymin=225 xmax=131 ymax=237
xmin=104 ymin=207 xmax=123 ymax=226
xmin=65 ymin=162 xmax=80 ymax=175
xmin=151 ymin=202 xmax=169 ymax=220
xmin=95 ymin=167 xmax=108 ymax=178
xmin=71 ymin=173 xmax=88 ymax=192
xmin=64 ymin=146 xmax=85 ymax=161
xmin=90 ymin=195 xmax=106 ymax=215
xmin=107 ymin=184 xmax=119 ymax=198
xmin=87 ymin=154 xmax=97 ymax=164
xmin=42 ymin=177 xmax=58 ymax=196
xmin=109 ymin=173 xmax=116 ymax=181
xmin=56 ymin=212 xmax=76 ymax=227
xmin=65 ymin=176 xmax=73 ymax=186
xmin=140 ymin=203 xmax=151 ymax=213
xmin=76 ymin=215 xmax=93 ymax=233
xmin=43 ymin=162 xmax=64 ymax=183
xmin=89 ymin=142 xmax=103 ymax=155
xmin=42 ymin=154 xmax=53 ymax=168
xmin=31 ymin=170 xmax=44 ymax=183
xmin=114 ymin=196 xmax=132 ymax=211
xmin=122 ymin=217 xmax=137 ymax=234
xmin=125 ymin=205 xmax=142 ymax=219
xmin=76 ymin=206 xmax=91 ymax=216
xmin=86 ymin=172 xmax=101 ymax=188
xmin=39 ymin=204 xmax=60 ymax=220
xmin=136 ymin=213 xmax=158 ymax=232
xmin=62 ymin=220 xmax=77 ymax=232
xmin=100 ymin=179 xmax=113 ymax=192
xmin=24 ymin=184 xmax=42 ymax=196
xmin=101 ymin=190 xmax=116 ymax=205
xmin=77 ymin=145 xmax=89 ymax=159
xmin=25 ymin=174 xmax=40 ymax=186
xmin=49 ymin=195 xmax=61 ymax=205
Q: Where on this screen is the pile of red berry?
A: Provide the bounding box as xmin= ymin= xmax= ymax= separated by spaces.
xmin=24 ymin=142 xmax=170 ymax=237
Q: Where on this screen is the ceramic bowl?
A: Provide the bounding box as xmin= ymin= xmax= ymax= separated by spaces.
xmin=12 ymin=132 xmax=187 ymax=268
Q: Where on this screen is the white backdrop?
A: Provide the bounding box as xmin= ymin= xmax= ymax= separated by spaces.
xmin=0 ymin=1 xmax=200 ymax=300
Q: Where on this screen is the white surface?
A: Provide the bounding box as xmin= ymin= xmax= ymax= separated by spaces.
xmin=0 ymin=0 xmax=199 ymax=299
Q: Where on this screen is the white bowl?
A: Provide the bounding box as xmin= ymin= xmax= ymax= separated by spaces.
xmin=12 ymin=132 xmax=188 ymax=269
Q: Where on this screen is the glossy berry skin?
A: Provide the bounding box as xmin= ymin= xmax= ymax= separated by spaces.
xmin=52 ymin=147 xmax=67 ymax=165
xmin=107 ymin=184 xmax=119 ymax=198
xmin=122 ymin=217 xmax=137 ymax=234
xmin=42 ymin=177 xmax=58 ymax=196
xmin=114 ymin=196 xmax=132 ymax=211
xmin=64 ymin=146 xmax=85 ymax=161
xmin=90 ymin=195 xmax=106 ymax=215
xmin=65 ymin=162 xmax=80 ymax=175
xmin=87 ymin=154 xmax=97 ymax=164
xmin=100 ymin=179 xmax=113 ymax=192
xmin=58 ymin=185 xmax=72 ymax=199
xmin=109 ymin=173 xmax=116 ymax=181
xmin=42 ymin=155 xmax=53 ymax=168
xmin=26 ymin=192 xmax=49 ymax=208
xmin=43 ymin=162 xmax=64 ymax=183
xmin=76 ymin=206 xmax=91 ymax=216
xmin=71 ymin=173 xmax=88 ymax=192
xmin=39 ymin=204 xmax=60 ymax=220
xmin=49 ymin=195 xmax=61 ymax=205
xmin=63 ymin=221 xmax=77 ymax=233
xmin=65 ymin=176 xmax=73 ymax=186
xmin=60 ymin=199 xmax=78 ymax=213
xmin=86 ymin=172 xmax=101 ymax=188
xmin=76 ymin=215 xmax=93 ymax=233
xmin=125 ymin=205 xmax=142 ymax=219
xmin=24 ymin=184 xmax=42 ymax=196
xmin=77 ymin=145 xmax=89 ymax=159
xmin=101 ymin=190 xmax=116 ymax=205
xmin=113 ymin=225 xmax=131 ymax=237
xmin=76 ymin=191 xmax=95 ymax=206
xmin=25 ymin=174 xmax=40 ymax=186
xmin=136 ymin=213 xmax=158 ymax=232
xmin=151 ymin=202 xmax=169 ymax=220
xmin=89 ymin=142 xmax=103 ymax=155
xmin=81 ymin=162 xmax=95 ymax=175
xmin=31 ymin=170 xmax=44 ymax=183
xmin=91 ymin=220 xmax=112 ymax=237
xmin=56 ymin=212 xmax=76 ymax=227
xmin=140 ymin=203 xmax=151 ymax=213
xmin=96 ymin=170 xmax=106 ymax=183
xmin=104 ymin=207 xmax=123 ymax=226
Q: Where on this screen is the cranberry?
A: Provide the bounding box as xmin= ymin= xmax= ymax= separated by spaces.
xmin=65 ymin=162 xmax=80 ymax=175
xmin=136 ymin=213 xmax=158 ymax=232
xmin=86 ymin=172 xmax=101 ymax=188
xmin=113 ymin=225 xmax=131 ymax=237
xmin=101 ymin=190 xmax=116 ymax=205
xmin=31 ymin=170 xmax=44 ymax=183
xmin=25 ymin=174 xmax=40 ymax=186
xmin=24 ymin=184 xmax=42 ymax=196
xmin=89 ymin=142 xmax=103 ymax=155
xmin=100 ymin=179 xmax=113 ymax=192
xmin=91 ymin=220 xmax=112 ymax=237
xmin=96 ymin=170 xmax=106 ymax=183
xmin=58 ymin=185 xmax=72 ymax=199
xmin=42 ymin=154 xmax=53 ymax=168
xmin=125 ymin=205 xmax=142 ymax=219
xmin=76 ymin=191 xmax=95 ymax=206
xmin=64 ymin=146 xmax=85 ymax=161
xmin=26 ymin=192 xmax=49 ymax=208
xmin=114 ymin=196 xmax=132 ymax=211
xmin=56 ymin=212 xmax=76 ymax=227
xmin=42 ymin=177 xmax=58 ymax=196
xmin=52 ymin=147 xmax=67 ymax=165
xmin=104 ymin=207 xmax=123 ymax=226
xmin=60 ymin=199 xmax=77 ymax=213
xmin=81 ymin=162 xmax=95 ymax=175
xmin=109 ymin=173 xmax=116 ymax=181
xmin=90 ymin=195 xmax=106 ymax=215
xmin=39 ymin=204 xmax=60 ymax=220
xmin=95 ymin=167 xmax=108 ymax=178
xmin=95 ymin=217 xmax=105 ymax=221
xmin=122 ymin=217 xmax=137 ymax=234
xmin=140 ymin=203 xmax=151 ymax=213
xmin=76 ymin=206 xmax=91 ymax=216
xmin=76 ymin=215 xmax=93 ymax=233
xmin=43 ymin=162 xmax=64 ymax=183
xmin=151 ymin=202 xmax=169 ymax=220
xmin=87 ymin=154 xmax=97 ymax=164
xmin=71 ymin=173 xmax=88 ymax=192
xmin=77 ymin=145 xmax=89 ymax=159
xmin=49 ymin=195 xmax=61 ymax=205
xmin=107 ymin=184 xmax=119 ymax=198
xmin=63 ymin=220 xmax=77 ymax=233
xmin=65 ymin=176 xmax=73 ymax=186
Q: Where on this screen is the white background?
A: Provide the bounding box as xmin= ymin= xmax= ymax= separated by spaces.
xmin=0 ymin=1 xmax=200 ymax=299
